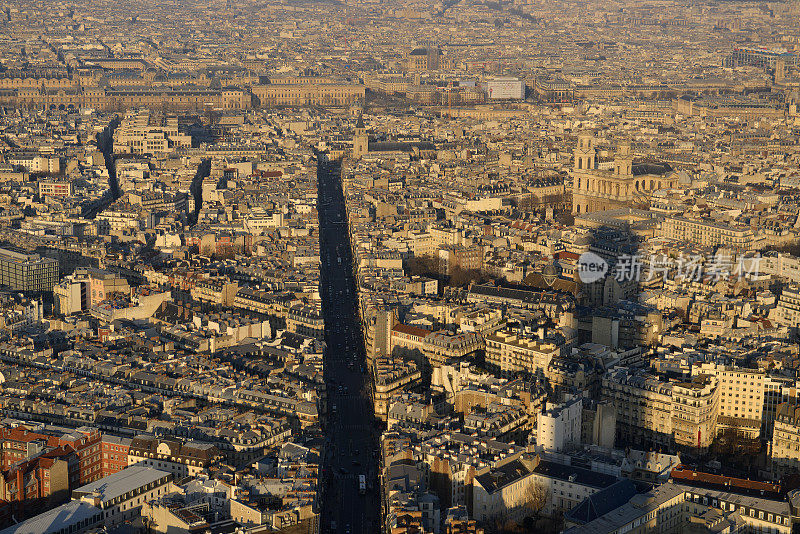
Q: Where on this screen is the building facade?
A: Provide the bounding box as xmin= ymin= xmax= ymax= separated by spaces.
xmin=571 ymin=134 xmax=677 ymax=214
xmin=0 ymin=248 xmax=59 ymax=292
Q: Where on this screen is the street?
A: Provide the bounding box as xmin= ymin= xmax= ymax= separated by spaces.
xmin=317 ymin=157 xmax=381 ymax=534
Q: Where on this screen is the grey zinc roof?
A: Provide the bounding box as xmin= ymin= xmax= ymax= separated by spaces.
xmin=72 ymin=465 xmax=171 ymax=504
xmin=565 ymin=479 xmax=640 ymax=525
xmin=0 ymin=500 xmax=102 ymax=534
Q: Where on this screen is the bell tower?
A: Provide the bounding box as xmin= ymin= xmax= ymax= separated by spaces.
xmin=353 ymin=115 xmax=368 ymax=159
xmin=574 ymin=133 xmax=595 ymax=171
xmin=614 ymin=141 xmax=633 ymax=176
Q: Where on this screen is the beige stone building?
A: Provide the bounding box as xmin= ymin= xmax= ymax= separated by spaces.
xmin=286 ymin=304 xmax=325 ymax=339
xmin=484 ymin=329 xmax=562 ymax=375
xmin=113 ymin=112 xmax=192 ymax=154
xmin=564 ymin=477 xmax=793 ymax=534
xmin=190 ymin=279 xmax=239 ymax=307
xmin=422 ymin=330 xmax=483 ymax=369
xmin=603 ymin=369 xmax=674 ymax=450
xmin=771 ymin=403 xmax=800 ymax=478
xmin=0 ymin=67 xmax=369 ymax=111
xmin=571 ymin=134 xmax=678 ymax=214
xmin=252 ymin=82 xmax=365 ymax=107
xmin=659 ymin=216 xmax=759 ymax=250
xmin=604 ymin=367 xmax=767 ymax=451
xmin=6 ymin=85 xmax=250 ymax=112
xmin=127 ymin=436 xmax=221 ymax=478
xmin=694 ymin=364 xmax=765 ymax=439
xmin=671 ymin=375 xmax=720 ymax=451
xmin=374 ymin=356 xmax=422 ymax=420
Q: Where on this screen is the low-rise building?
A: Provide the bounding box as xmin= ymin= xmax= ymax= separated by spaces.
xmin=72 ymin=465 xmax=173 ymax=528
xmin=127 ymin=436 xmax=222 ymax=478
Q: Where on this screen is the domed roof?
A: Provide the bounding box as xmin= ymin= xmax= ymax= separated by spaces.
xmin=541 ymin=260 xmax=562 ymax=286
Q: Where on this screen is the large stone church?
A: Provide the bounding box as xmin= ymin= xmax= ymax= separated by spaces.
xmin=572 ymin=133 xmax=678 ymax=214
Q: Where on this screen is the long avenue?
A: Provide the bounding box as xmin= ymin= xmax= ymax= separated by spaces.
xmin=317 ymin=156 xmax=381 ymax=534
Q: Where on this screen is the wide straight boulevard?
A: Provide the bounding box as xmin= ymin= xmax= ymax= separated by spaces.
xmin=317 ymin=156 xmax=381 ymax=534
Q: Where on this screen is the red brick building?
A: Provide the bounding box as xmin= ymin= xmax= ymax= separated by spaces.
xmin=101 ymin=435 xmax=132 ymax=477
xmin=0 ymin=425 xmax=103 ymax=488
xmin=0 ymin=450 xmax=70 ymax=522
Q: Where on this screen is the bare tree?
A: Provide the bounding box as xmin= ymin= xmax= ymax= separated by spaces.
xmin=524 ymin=481 xmax=547 ymax=516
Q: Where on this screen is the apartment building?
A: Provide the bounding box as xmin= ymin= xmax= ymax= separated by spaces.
xmin=190 ymin=279 xmax=239 ymax=307
xmin=8 ymin=155 xmax=60 ymax=174
xmin=0 ymin=453 xmax=69 ymax=520
xmin=603 ymin=369 xmax=674 ymax=450
xmin=659 ymin=216 xmax=758 ymax=250
xmin=127 ymin=436 xmax=222 ymax=478
xmin=537 ymin=461 xmax=620 ymax=517
xmin=409 ymin=231 xmax=437 ymax=257
xmin=775 ymin=285 xmax=800 ymax=329
xmin=445 ymin=509 xmax=484 ymax=533
xmin=694 ymin=364 xmax=765 ymax=439
xmin=37 ymin=179 xmax=71 ymax=197
xmin=466 ymin=284 xmax=574 ymax=320
xmin=763 ymin=376 xmax=794 ymax=440
xmin=458 ymin=308 xmax=503 ymax=335
xmin=0 ymin=248 xmax=59 ymax=292
xmin=762 ymin=253 xmax=800 ymax=284
xmin=546 ymin=354 xmax=605 ymax=401
xmin=564 ymin=476 xmax=793 ymax=534
xmin=536 ymin=397 xmax=582 ymax=453
xmin=391 ymin=323 xmax=432 ymax=357
xmin=101 ymin=435 xmax=131 ymax=477
xmin=771 ymin=403 xmax=800 ymax=478
xmin=0 ymin=425 xmax=103 ymax=487
xmin=233 ymin=288 xmax=292 ymax=317
xmin=374 ymin=357 xmax=422 ymax=421
xmin=413 ymin=432 xmax=522 ymax=513
xmin=95 ymin=205 xmax=141 ymax=234
xmin=422 ymin=330 xmax=483 ymax=369
xmin=472 ymin=456 xmax=539 ymax=524
xmin=484 ymin=329 xmax=562 ymax=375
xmin=286 ymin=304 xmax=325 ymax=339
xmin=54 ymin=268 xmax=131 ymax=316
xmin=438 ymin=245 xmax=484 ymax=275
xmin=605 ymin=364 xmax=779 ymax=452
xmin=113 ymin=113 xmax=191 ymax=154
xmin=585 ymin=303 xmax=663 ymax=350
xmin=671 ymin=375 xmax=719 ymax=451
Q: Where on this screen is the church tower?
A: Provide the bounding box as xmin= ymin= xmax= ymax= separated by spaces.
xmin=573 ymin=133 xmax=595 ymax=171
xmin=353 ymin=115 xmax=368 ymax=159
xmin=614 ymin=141 xmax=633 ymax=177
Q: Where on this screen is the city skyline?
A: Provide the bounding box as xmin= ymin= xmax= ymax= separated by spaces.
xmin=0 ymin=0 xmax=798 ymax=533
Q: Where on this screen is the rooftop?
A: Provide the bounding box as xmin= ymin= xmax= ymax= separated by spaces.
xmin=72 ymin=465 xmax=172 ymax=504
xmin=0 ymin=500 xmax=102 ymax=534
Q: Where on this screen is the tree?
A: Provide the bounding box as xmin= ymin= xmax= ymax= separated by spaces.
xmin=487 ymin=481 xmax=548 ymax=534
xmin=405 ymin=255 xmax=439 ymax=277
xmin=448 ymin=267 xmax=488 ymax=287
xmin=524 ymin=481 xmax=547 ymax=517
